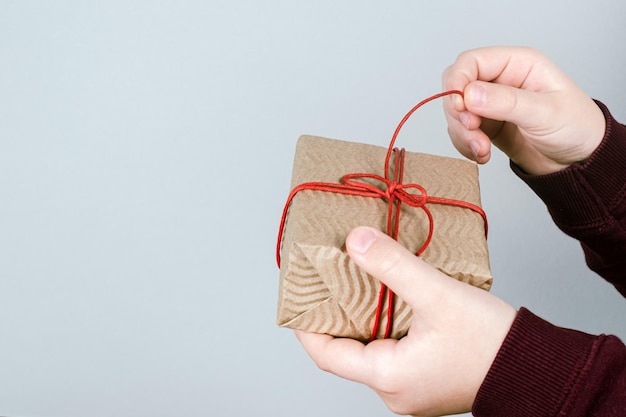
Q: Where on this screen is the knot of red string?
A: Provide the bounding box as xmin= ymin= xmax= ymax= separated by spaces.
xmin=276 ymin=90 xmax=488 ymax=341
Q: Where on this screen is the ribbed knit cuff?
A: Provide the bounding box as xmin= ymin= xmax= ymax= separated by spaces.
xmin=472 ymin=308 xmax=597 ymax=416
xmin=511 ymin=101 xmax=626 ymax=231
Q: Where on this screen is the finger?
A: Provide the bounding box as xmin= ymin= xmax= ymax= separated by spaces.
xmin=294 ymin=330 xmax=375 ymax=383
xmin=445 ymin=111 xmax=493 ymax=164
xmin=345 ymin=227 xmax=451 ymax=309
xmin=443 ymin=46 xmax=547 ymax=92
xmin=463 ymin=81 xmax=554 ymax=130
xmin=443 ymin=46 xmax=555 ymax=133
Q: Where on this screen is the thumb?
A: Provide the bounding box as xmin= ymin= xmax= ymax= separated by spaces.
xmin=464 ymin=81 xmax=553 ymax=130
xmin=345 ymin=227 xmax=450 ymax=310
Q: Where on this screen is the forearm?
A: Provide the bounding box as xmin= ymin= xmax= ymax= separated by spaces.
xmin=512 ymin=100 xmax=626 ymax=296
xmin=473 ymin=308 xmax=626 ymax=416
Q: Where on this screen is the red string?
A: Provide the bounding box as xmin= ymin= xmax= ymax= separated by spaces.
xmin=276 ymin=90 xmax=488 ymax=341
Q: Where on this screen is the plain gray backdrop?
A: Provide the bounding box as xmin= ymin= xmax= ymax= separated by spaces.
xmin=1 ymin=1 xmax=625 ymax=416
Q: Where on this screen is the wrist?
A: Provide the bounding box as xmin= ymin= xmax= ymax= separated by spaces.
xmin=511 ymin=99 xmax=626 ymax=229
xmin=568 ymin=99 xmax=606 ymax=166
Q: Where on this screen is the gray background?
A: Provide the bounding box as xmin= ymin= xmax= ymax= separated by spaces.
xmin=1 ymin=1 xmax=625 ymax=416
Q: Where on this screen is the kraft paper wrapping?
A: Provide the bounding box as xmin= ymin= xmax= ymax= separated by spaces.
xmin=277 ymin=135 xmax=492 ymax=341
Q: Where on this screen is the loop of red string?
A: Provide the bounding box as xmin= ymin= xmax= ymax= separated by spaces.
xmin=276 ymin=90 xmax=488 ymax=341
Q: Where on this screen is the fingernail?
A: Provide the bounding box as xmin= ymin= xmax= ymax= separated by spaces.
xmin=468 ymin=85 xmax=487 ymax=108
xmin=452 ymin=94 xmax=464 ymax=111
xmin=470 ymin=140 xmax=481 ymax=159
xmin=460 ymin=112 xmax=470 ymax=129
xmin=348 ymin=228 xmax=377 ymax=254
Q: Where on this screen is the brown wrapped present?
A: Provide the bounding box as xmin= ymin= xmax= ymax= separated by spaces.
xmin=276 ymin=134 xmax=491 ymax=342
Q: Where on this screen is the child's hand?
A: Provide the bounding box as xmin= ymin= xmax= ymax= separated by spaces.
xmin=442 ymin=46 xmax=605 ymax=175
xmin=295 ymin=227 xmax=516 ymax=416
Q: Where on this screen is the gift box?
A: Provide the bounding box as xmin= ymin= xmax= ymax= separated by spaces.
xmin=276 ymin=134 xmax=491 ymax=342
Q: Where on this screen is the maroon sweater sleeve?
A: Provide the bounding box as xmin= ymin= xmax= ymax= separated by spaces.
xmin=472 ymin=101 xmax=626 ymax=416
xmin=511 ymin=101 xmax=626 ymax=297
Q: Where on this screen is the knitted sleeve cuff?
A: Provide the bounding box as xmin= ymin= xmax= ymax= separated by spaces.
xmin=472 ymin=307 xmax=599 ymax=416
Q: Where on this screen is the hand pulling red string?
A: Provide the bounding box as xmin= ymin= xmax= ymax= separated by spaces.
xmin=276 ymin=90 xmax=488 ymax=341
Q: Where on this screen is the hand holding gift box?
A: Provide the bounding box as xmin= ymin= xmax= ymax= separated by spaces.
xmin=276 ymin=91 xmax=491 ymax=342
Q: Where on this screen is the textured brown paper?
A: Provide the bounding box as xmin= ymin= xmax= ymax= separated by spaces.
xmin=277 ymin=135 xmax=492 ymax=341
